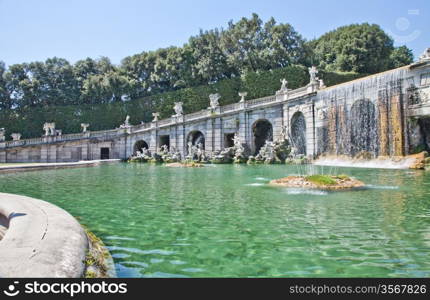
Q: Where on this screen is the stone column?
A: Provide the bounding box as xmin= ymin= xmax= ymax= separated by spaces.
xmin=0 ymin=147 xmax=5 ymax=163
xmin=149 ymin=123 xmax=158 ymax=153
xmin=205 ymin=118 xmax=214 ymax=153
xmin=213 ymin=116 xmax=223 ymax=151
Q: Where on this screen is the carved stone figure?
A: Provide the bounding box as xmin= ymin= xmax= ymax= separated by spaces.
xmin=81 ymin=123 xmax=90 ymax=132
xmin=152 ymin=112 xmax=160 ymax=122
xmin=309 ymin=66 xmax=318 ymax=83
xmin=55 ymin=129 xmax=62 ymax=136
xmin=280 ymin=78 xmax=288 ymax=91
xmin=43 ymin=122 xmax=56 ymax=136
xmin=317 ymin=107 xmax=328 ymax=120
xmin=238 ymin=92 xmax=247 ymax=103
xmin=209 ymin=93 xmax=221 ymax=109
xmin=11 ymin=133 xmax=21 ymax=141
xmin=419 ymin=48 xmax=430 ymax=61
xmin=0 ymin=128 xmax=5 ymax=142
xmin=173 ymin=102 xmax=183 ymax=116
xmin=319 ymin=79 xmax=326 ymax=89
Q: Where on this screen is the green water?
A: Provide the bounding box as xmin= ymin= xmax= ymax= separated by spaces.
xmin=0 ymin=163 xmax=429 ymax=277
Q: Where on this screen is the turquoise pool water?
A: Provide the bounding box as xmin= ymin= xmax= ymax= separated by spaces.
xmin=0 ymin=163 xmax=429 ymax=277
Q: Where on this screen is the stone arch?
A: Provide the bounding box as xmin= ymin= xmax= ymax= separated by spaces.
xmin=186 ymin=130 xmax=205 ymax=152
xmin=290 ymin=112 xmax=307 ymax=155
xmin=133 ymin=140 xmax=149 ymax=154
xmin=252 ymin=119 xmax=273 ymax=154
xmin=349 ymin=99 xmax=377 ymax=156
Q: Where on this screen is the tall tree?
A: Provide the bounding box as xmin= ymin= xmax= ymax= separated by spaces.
xmin=312 ymin=23 xmax=400 ymax=73
xmin=0 ymin=61 xmax=12 ymax=109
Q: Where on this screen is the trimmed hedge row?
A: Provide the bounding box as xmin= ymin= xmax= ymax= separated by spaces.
xmin=0 ymin=66 xmax=364 ymax=140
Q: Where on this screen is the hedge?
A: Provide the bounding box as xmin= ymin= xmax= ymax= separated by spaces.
xmin=0 ymin=65 xmax=363 ymax=140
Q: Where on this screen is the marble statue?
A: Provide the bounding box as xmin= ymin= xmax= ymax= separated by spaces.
xmin=419 ymin=48 xmax=430 ymax=62
xmin=120 ymin=115 xmax=131 ymax=128
xmin=11 ymin=133 xmax=21 ymax=141
xmin=309 ymin=66 xmax=318 ymax=83
xmin=0 ymin=128 xmax=5 ymax=142
xmin=152 ymin=112 xmax=159 ymax=122
xmin=280 ymin=78 xmax=288 ymax=91
xmin=81 ymin=123 xmax=90 ymax=132
xmin=238 ymin=92 xmax=248 ymax=103
xmin=319 ymin=79 xmax=326 ymax=89
xmin=43 ymin=122 xmax=56 ymax=136
xmin=173 ymin=102 xmax=183 ymax=116
xmin=209 ymin=93 xmax=221 ymax=109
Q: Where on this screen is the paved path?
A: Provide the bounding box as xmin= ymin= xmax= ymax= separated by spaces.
xmin=0 ymin=193 xmax=88 ymax=277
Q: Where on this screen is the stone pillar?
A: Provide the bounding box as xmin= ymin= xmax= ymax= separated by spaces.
xmin=213 ymin=116 xmax=222 ymax=151
xmin=303 ymin=103 xmax=315 ymax=158
xmin=0 ymin=147 xmax=5 ymax=163
xmin=48 ymin=144 xmax=57 ymax=162
xmin=40 ymin=144 xmax=49 ymax=162
xmin=205 ymin=118 xmax=214 ymax=152
xmin=149 ymin=123 xmax=158 ymax=153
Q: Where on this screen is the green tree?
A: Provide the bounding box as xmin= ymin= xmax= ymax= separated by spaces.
xmin=0 ymin=61 xmax=12 ymax=110
xmin=312 ymin=23 xmax=397 ymax=73
xmin=389 ymin=45 xmax=414 ymax=68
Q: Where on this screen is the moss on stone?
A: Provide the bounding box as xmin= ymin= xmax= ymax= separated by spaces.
xmin=305 ymin=175 xmax=337 ymax=186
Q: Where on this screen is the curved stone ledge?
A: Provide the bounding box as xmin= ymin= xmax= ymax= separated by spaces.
xmin=0 ymin=193 xmax=88 ymax=277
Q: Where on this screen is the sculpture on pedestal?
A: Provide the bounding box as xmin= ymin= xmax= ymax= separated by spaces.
xmin=81 ymin=123 xmax=90 ymax=133
xmin=309 ymin=66 xmax=318 ymax=83
xmin=0 ymin=128 xmax=5 ymax=142
xmin=11 ymin=133 xmax=21 ymax=141
xmin=43 ymin=122 xmax=56 ymax=136
xmin=209 ymin=93 xmax=221 ymax=110
xmin=419 ymin=48 xmax=430 ymax=62
xmin=238 ymin=92 xmax=247 ymax=103
xmin=152 ymin=112 xmax=159 ymax=122
xmin=173 ymin=102 xmax=183 ymax=116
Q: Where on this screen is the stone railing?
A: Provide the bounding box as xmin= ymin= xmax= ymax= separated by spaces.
xmin=185 ymin=110 xmax=208 ymax=121
xmin=158 ymin=117 xmax=173 ymax=127
xmin=288 ymin=86 xmax=309 ymax=99
xmin=1 ymin=84 xmax=315 ymax=149
xmin=247 ymin=95 xmax=277 ymax=108
xmin=221 ymin=102 xmax=241 ymax=113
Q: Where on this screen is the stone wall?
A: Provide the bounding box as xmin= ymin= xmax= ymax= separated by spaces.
xmin=1 ymin=59 xmax=430 ymax=163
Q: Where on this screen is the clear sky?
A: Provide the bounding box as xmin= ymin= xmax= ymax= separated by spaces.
xmin=0 ymin=0 xmax=429 ymax=67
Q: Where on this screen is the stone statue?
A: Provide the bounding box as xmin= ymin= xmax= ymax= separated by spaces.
xmin=209 ymin=93 xmax=221 ymax=109
xmin=160 ymin=144 xmax=169 ymax=154
xmin=317 ymin=107 xmax=328 ymax=120
xmin=43 ymin=122 xmax=56 ymax=136
xmin=280 ymin=78 xmax=288 ymax=91
xmin=309 ymin=66 xmax=318 ymax=83
xmin=173 ymin=102 xmax=183 ymax=116
xmin=319 ymin=79 xmax=326 ymax=89
xmin=238 ymin=92 xmax=247 ymax=103
xmin=55 ymin=129 xmax=62 ymax=136
xmin=419 ymin=48 xmax=430 ymax=62
xmin=0 ymin=128 xmax=5 ymax=142
xmin=152 ymin=112 xmax=159 ymax=122
xmin=81 ymin=123 xmax=90 ymax=132
xmin=11 ymin=133 xmax=21 ymax=141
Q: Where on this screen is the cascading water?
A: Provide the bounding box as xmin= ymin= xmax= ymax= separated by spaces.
xmin=316 ymin=66 xmax=414 ymax=158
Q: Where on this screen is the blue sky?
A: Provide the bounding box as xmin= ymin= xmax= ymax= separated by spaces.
xmin=0 ymin=0 xmax=429 ymax=67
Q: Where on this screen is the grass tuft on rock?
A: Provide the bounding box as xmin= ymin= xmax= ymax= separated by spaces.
xmin=305 ymin=175 xmax=337 ymax=186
